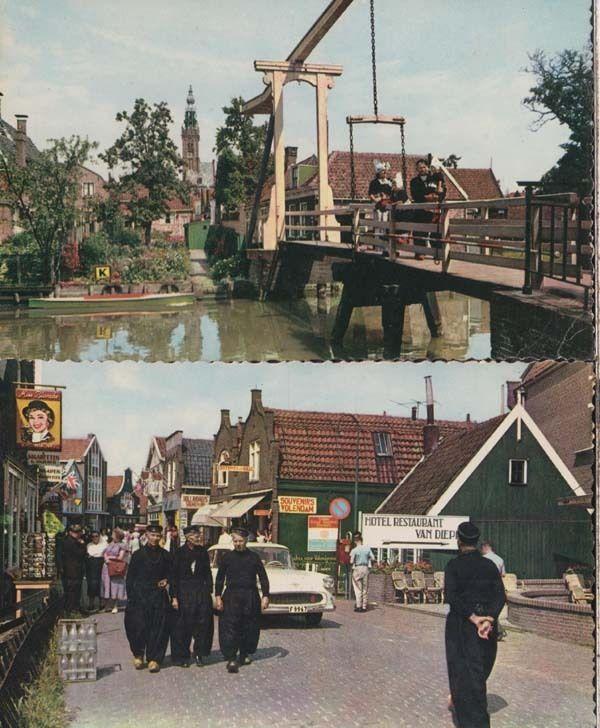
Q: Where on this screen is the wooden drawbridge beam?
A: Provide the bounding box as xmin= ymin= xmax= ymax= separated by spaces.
xmin=243 ymin=0 xmax=355 ymax=115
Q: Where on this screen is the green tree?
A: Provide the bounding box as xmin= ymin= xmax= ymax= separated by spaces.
xmin=0 ymin=135 xmax=96 ymax=285
xmin=523 ymin=48 xmax=593 ymax=195
xmin=214 ymin=96 xmax=272 ymax=214
xmin=100 ymin=99 xmax=190 ymax=244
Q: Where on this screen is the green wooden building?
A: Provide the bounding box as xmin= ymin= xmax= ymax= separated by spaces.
xmin=377 ymin=402 xmax=592 ymax=579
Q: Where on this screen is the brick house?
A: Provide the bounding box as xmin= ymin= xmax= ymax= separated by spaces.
xmin=255 ymin=149 xmax=503 ymax=244
xmin=106 ymin=468 xmax=141 ymax=529
xmin=58 ymin=435 xmax=108 ymax=530
xmin=210 ymin=389 xmax=472 ymax=563
xmin=140 ymin=432 xmax=213 ymax=533
xmin=376 ymin=372 xmax=592 ymax=578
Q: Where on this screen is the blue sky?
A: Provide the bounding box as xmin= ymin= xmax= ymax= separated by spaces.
xmin=41 ymin=360 xmax=526 ymax=475
xmin=0 ymin=0 xmax=591 ymax=190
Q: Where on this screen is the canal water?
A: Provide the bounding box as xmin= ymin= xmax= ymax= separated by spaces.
xmin=0 ymin=291 xmax=490 ymax=362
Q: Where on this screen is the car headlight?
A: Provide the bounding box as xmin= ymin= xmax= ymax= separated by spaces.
xmin=323 ymin=576 xmax=335 ymax=591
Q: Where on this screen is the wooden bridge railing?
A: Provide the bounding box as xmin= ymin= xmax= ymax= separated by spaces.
xmin=283 ymin=191 xmax=591 ymax=305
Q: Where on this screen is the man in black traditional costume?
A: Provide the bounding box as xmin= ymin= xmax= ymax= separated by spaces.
xmin=444 ymin=521 xmax=506 ymax=728
xmin=61 ymin=524 xmax=87 ymax=614
xmin=215 ymin=527 xmax=270 ymax=673
xmin=170 ymin=524 xmax=214 ymax=667
xmin=124 ymin=523 xmax=172 ymax=673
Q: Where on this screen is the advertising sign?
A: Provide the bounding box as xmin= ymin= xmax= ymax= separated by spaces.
xmin=27 ymin=451 xmax=60 ymax=465
xmin=279 ymin=496 xmax=317 ymax=514
xmin=181 ymin=494 xmax=210 ymax=510
xmin=15 ymin=388 xmax=62 ymax=451
xmin=94 ymin=265 xmax=111 ymax=281
xmin=361 ymin=514 xmax=469 ymax=550
xmin=307 ymin=515 xmax=338 ymax=552
xmin=219 ymin=464 xmax=253 ymax=473
xmin=37 ymin=464 xmax=64 ymax=483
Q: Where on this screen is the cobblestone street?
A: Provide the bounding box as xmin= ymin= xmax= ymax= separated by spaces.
xmin=65 ymin=600 xmax=593 ymax=728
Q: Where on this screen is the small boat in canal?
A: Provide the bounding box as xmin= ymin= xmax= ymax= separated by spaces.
xmin=27 ymin=291 xmax=196 ymax=312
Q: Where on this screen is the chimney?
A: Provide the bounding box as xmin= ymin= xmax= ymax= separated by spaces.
xmin=466 ymin=413 xmax=471 ymax=423
xmin=411 ymin=406 xmax=417 ymax=421
xmin=284 ymin=146 xmax=298 ymax=170
xmin=220 ymin=409 xmax=231 ymax=428
xmin=250 ymin=388 xmax=263 ymax=410
xmin=0 ymin=92 xmax=3 ymax=120
xmin=422 ymin=375 xmax=439 ymax=455
xmin=15 ymin=114 xmax=28 ymax=168
xmin=506 ymin=381 xmax=521 ymax=410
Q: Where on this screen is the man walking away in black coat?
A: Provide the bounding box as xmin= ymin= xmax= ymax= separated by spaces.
xmin=444 ymin=522 xmax=506 ymax=728
xmin=170 ymin=525 xmax=214 ymax=667
xmin=61 ymin=524 xmax=87 ymax=615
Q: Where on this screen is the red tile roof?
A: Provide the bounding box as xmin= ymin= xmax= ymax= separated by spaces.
xmin=106 ymin=475 xmax=123 ymax=498
xmin=59 ymin=437 xmax=93 ymax=462
xmin=268 ymin=409 xmax=473 ymax=485
xmin=450 ymin=168 xmax=502 ymax=200
xmin=154 ymin=437 xmax=167 ymax=458
xmin=261 ymin=151 xmax=503 ymax=204
xmin=380 ymin=415 xmax=506 ymax=514
xmin=520 ymin=361 xmax=562 ymax=386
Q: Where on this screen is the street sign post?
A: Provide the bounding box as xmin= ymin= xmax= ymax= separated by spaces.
xmin=329 ymin=497 xmax=351 ymax=520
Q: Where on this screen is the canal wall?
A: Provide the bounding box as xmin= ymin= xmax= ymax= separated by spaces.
xmin=490 ymin=291 xmax=593 ymax=360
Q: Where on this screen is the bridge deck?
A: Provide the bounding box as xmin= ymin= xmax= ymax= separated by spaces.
xmin=279 ymin=239 xmax=590 ymax=310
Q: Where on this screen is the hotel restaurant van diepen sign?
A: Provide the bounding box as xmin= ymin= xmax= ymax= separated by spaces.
xmin=361 ymin=514 xmax=469 ymax=550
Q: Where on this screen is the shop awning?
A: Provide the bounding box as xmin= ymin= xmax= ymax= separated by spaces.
xmin=191 ymin=503 xmax=226 ymax=527
xmin=211 ymin=494 xmax=266 ymax=519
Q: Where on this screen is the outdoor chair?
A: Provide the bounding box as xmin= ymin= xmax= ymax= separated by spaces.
xmin=564 ymin=573 xmax=593 ymax=603
xmin=406 ymin=571 xmax=426 ymax=603
xmin=502 ymin=573 xmax=519 ymax=592
xmin=425 ymin=573 xmax=443 ymax=604
xmin=569 ymin=585 xmax=594 ymax=605
xmin=391 ymin=571 xmax=409 ymax=604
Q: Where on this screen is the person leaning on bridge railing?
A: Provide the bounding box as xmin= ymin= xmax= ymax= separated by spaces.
xmin=409 ymin=159 xmax=447 ymax=261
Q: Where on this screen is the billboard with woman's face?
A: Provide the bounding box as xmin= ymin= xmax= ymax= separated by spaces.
xmin=15 ymin=388 xmax=62 ymax=451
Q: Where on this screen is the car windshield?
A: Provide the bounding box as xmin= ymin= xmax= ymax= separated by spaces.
xmin=209 ymin=546 xmax=293 ymax=569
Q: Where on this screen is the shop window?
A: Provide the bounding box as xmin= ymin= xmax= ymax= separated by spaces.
xmin=249 ymin=441 xmax=260 ymax=482
xmin=373 ymin=432 xmax=393 ymax=457
xmin=508 ymin=459 xmax=527 ymax=486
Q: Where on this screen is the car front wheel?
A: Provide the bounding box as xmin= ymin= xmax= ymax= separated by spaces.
xmin=305 ymin=613 xmax=323 ymax=626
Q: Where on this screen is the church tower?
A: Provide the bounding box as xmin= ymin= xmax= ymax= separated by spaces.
xmin=181 ymin=85 xmax=201 ymax=186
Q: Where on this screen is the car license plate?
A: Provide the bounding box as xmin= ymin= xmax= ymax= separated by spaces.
xmin=289 ymin=605 xmax=307 ymax=613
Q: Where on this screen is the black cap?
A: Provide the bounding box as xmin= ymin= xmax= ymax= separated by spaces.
xmin=457 ymin=521 xmax=479 ymax=545
xmin=353 ymin=531 xmax=362 ymax=540
xmin=183 ymin=525 xmax=200 ymax=535
xmin=231 ymin=527 xmax=249 ymax=538
xmin=68 ymin=524 xmax=83 ymax=533
xmin=146 ymin=524 xmax=162 ymax=534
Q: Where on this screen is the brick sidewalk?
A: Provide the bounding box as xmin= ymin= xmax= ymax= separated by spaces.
xmin=64 ymin=600 xmax=594 ymax=728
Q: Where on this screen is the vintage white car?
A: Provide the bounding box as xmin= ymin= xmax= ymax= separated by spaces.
xmin=208 ymin=542 xmax=335 ymax=626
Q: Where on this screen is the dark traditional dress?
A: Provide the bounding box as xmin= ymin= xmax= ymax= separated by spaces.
xmin=444 ymin=550 xmax=506 ymax=728
xmin=215 ymin=549 xmax=270 ymax=661
xmin=124 ymin=545 xmax=172 ymax=664
xmin=170 ymin=543 xmax=214 ymax=662
xmin=85 ymin=547 xmax=104 ymax=601
xmin=61 ymin=535 xmax=87 ymax=613
xmin=409 ymin=173 xmax=447 ymax=250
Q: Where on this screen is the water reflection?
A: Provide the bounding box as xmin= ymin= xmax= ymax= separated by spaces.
xmin=0 ymin=292 xmax=490 ymax=362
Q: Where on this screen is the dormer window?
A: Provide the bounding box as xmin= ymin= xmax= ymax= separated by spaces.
xmin=373 ymin=432 xmax=393 ymax=457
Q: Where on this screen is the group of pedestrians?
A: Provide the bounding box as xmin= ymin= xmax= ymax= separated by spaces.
xmin=59 ymin=523 xmax=145 ymax=615
xmin=124 ymin=524 xmax=270 ymax=675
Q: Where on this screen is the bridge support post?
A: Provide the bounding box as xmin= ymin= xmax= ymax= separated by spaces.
xmin=381 ymin=290 xmax=406 ymax=358
xmin=331 ymin=284 xmax=354 ymax=344
xmin=421 ymin=292 xmax=442 ymax=338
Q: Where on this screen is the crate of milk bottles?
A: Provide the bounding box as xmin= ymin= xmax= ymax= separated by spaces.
xmin=57 ymin=619 xmax=98 ymax=681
